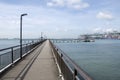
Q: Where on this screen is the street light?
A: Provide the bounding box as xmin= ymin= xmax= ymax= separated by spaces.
xmin=20 ymin=13 xmax=27 ymax=59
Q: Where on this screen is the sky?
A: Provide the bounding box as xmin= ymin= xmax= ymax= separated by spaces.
xmin=0 ymin=0 xmax=120 ymax=39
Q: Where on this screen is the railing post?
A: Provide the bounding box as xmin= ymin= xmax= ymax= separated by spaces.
xmin=60 ymin=53 xmax=63 ymax=76
xmin=60 ymin=53 xmax=63 ymax=68
xmin=25 ymin=44 xmax=28 ymax=53
xmin=0 ymin=55 xmax=1 ymax=69
xmin=73 ymin=69 xmax=77 ymax=80
xmin=11 ymin=48 xmax=14 ymax=63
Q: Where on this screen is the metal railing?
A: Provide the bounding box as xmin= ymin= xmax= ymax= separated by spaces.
xmin=50 ymin=41 xmax=93 ymax=80
xmin=0 ymin=39 xmax=46 ymax=74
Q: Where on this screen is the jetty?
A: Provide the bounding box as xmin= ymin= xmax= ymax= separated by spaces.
xmin=0 ymin=40 xmax=92 ymax=80
xmin=50 ymin=39 xmax=81 ymax=43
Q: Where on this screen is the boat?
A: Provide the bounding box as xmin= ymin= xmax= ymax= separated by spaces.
xmin=82 ymin=39 xmax=95 ymax=42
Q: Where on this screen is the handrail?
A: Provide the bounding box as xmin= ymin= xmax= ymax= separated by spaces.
xmin=57 ymin=46 xmax=92 ymax=80
xmin=0 ymin=39 xmax=46 ymax=74
xmin=50 ymin=41 xmax=93 ymax=80
xmin=0 ymin=41 xmax=39 ymax=52
xmin=0 ymin=45 xmax=20 ymax=52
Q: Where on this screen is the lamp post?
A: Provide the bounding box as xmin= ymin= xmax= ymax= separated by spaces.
xmin=20 ymin=13 xmax=27 ymax=59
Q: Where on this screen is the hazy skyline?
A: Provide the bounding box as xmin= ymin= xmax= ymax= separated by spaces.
xmin=0 ymin=0 xmax=120 ymax=38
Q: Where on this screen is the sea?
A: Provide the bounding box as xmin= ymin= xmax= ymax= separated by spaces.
xmin=0 ymin=39 xmax=36 ymax=49
xmin=0 ymin=39 xmax=120 ymax=80
xmin=55 ymin=40 xmax=120 ymax=80
xmin=0 ymin=39 xmax=19 ymax=49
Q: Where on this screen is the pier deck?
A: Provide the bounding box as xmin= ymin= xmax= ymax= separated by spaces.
xmin=0 ymin=40 xmax=59 ymax=80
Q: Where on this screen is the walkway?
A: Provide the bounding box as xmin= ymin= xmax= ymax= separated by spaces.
xmin=0 ymin=40 xmax=59 ymax=80
xmin=23 ymin=40 xmax=58 ymax=80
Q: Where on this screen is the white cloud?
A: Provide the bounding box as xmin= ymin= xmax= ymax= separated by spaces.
xmin=0 ymin=2 xmax=119 ymax=38
xmin=0 ymin=3 xmax=80 ymax=38
xmin=47 ymin=0 xmax=64 ymax=7
xmin=71 ymin=3 xmax=89 ymax=10
xmin=67 ymin=0 xmax=81 ymax=4
xmin=47 ymin=0 xmax=89 ymax=10
xmin=47 ymin=2 xmax=54 ymax=7
xmin=0 ymin=3 xmax=58 ymax=38
xmin=96 ymin=12 xmax=113 ymax=20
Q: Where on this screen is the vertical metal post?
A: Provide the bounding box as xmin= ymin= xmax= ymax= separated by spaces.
xmin=73 ymin=69 xmax=77 ymax=80
xmin=11 ymin=48 xmax=14 ymax=63
xmin=0 ymin=55 xmax=1 ymax=68
xmin=20 ymin=15 xmax=22 ymax=59
xmin=25 ymin=44 xmax=27 ymax=53
xmin=60 ymin=53 xmax=63 ymax=74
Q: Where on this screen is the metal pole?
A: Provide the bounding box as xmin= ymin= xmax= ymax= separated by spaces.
xmin=20 ymin=15 xmax=22 ymax=59
xmin=11 ymin=47 xmax=14 ymax=63
xmin=20 ymin=13 xmax=27 ymax=59
xmin=73 ymin=69 xmax=77 ymax=80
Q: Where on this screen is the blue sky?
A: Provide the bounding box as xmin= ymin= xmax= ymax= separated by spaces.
xmin=0 ymin=0 xmax=120 ymax=38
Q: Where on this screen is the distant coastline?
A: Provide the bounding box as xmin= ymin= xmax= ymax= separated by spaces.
xmin=0 ymin=38 xmax=39 ymax=40
xmin=0 ymin=38 xmax=19 ymax=40
xmin=0 ymin=38 xmax=9 ymax=40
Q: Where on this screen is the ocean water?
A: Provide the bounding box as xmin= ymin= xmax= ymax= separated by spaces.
xmin=55 ymin=40 xmax=120 ymax=80
xmin=0 ymin=39 xmax=36 ymax=49
xmin=0 ymin=39 xmax=19 ymax=49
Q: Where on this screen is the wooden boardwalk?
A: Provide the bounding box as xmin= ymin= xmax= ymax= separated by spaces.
xmin=0 ymin=40 xmax=59 ymax=80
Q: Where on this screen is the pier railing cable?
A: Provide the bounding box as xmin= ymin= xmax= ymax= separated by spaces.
xmin=0 ymin=39 xmax=46 ymax=74
xmin=50 ymin=41 xmax=93 ymax=80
